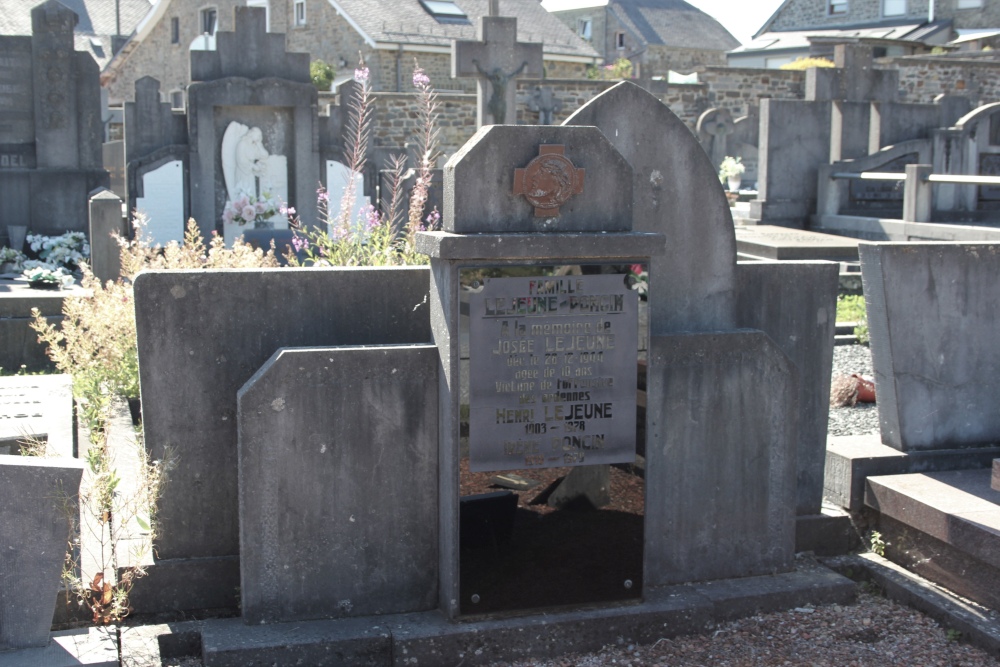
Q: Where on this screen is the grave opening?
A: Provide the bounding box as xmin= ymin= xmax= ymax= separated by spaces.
xmin=457 ymin=263 xmax=647 ymax=616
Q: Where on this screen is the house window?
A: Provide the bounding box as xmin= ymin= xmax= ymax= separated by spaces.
xmin=615 ymin=31 xmax=625 ymax=50
xmin=882 ymin=0 xmax=906 ymax=16
xmin=957 ymin=0 xmax=982 ymax=7
xmin=828 ymin=0 xmax=847 ymax=15
xmin=171 ymin=17 xmax=180 ymax=43
xmin=170 ymin=90 xmax=185 ymax=110
xmin=200 ymin=7 xmax=217 ymax=35
xmin=294 ymin=0 xmax=306 ymax=26
xmin=578 ymin=18 xmax=592 ymax=41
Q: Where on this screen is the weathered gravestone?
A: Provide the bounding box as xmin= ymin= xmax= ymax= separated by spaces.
xmin=0 ymin=0 xmax=108 ymax=238
xmin=567 ymin=82 xmax=838 ymax=522
xmin=0 ymin=456 xmax=84 ymax=649
xmin=131 ymin=268 xmax=431 ymax=614
xmin=238 ymin=345 xmax=439 ymax=624
xmin=125 ymin=7 xmax=330 ymax=245
xmin=419 ymin=119 xmax=800 ymax=614
xmin=861 ymin=242 xmax=1000 ymax=450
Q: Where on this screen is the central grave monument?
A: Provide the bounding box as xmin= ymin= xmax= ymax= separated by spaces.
xmin=129 ymin=82 xmax=851 ymax=664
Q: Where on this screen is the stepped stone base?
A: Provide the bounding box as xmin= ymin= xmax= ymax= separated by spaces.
xmin=865 ymin=469 xmax=1000 ymax=610
xmin=119 ymin=563 xmax=854 ymax=666
xmin=825 ymin=434 xmax=1000 ymax=512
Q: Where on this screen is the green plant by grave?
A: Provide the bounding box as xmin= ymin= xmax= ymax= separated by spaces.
xmin=309 ymin=59 xmax=336 ymax=92
xmin=869 ymin=530 xmax=886 ymax=557
xmin=837 ymin=294 xmax=869 ymax=344
xmin=287 ymin=59 xmax=434 ymax=267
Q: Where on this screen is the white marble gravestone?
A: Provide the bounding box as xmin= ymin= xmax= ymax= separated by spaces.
xmin=221 ymin=122 xmax=289 ymax=244
xmin=135 ymin=160 xmax=185 ymax=244
xmin=325 ymin=159 xmax=371 ymax=232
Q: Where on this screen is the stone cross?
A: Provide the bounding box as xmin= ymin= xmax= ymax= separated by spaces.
xmin=696 ymin=107 xmax=735 ymax=172
xmin=452 ymin=16 xmax=543 ymax=127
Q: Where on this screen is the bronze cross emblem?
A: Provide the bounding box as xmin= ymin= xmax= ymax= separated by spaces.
xmin=513 ymin=145 xmax=585 ymax=217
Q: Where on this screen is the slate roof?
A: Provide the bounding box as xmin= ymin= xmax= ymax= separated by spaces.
xmin=0 ymin=0 xmax=152 ymax=68
xmin=607 ymin=0 xmax=739 ymax=52
xmin=331 ymin=0 xmax=600 ymax=59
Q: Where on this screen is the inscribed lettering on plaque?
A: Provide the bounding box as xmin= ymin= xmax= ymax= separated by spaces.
xmin=468 ymin=274 xmax=638 ymax=472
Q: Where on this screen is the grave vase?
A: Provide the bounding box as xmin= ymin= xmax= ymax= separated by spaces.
xmin=728 ymin=176 xmax=742 ymax=192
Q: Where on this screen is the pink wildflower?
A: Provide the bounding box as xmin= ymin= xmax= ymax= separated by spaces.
xmin=354 ymin=66 xmax=369 ymax=82
xmin=412 ymin=68 xmax=430 ymax=88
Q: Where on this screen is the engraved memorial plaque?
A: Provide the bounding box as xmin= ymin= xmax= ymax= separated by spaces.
xmin=467 ymin=273 xmax=638 ymax=472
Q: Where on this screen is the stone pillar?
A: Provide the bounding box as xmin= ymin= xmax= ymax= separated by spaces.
xmin=89 ymin=188 xmax=125 ymax=283
xmin=902 ymin=164 xmax=933 ymax=223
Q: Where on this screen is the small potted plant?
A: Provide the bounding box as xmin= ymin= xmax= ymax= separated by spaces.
xmin=0 ymin=247 xmax=25 ymax=274
xmin=718 ymin=156 xmax=745 ymax=192
xmin=23 ymin=266 xmax=72 ymax=290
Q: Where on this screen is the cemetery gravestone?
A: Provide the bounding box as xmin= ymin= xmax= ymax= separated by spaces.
xmin=126 ymin=7 xmax=335 ymax=245
xmin=0 ymin=0 xmax=108 ymax=237
xmin=132 ymin=268 xmax=431 ymax=615
xmin=0 ymin=456 xmax=84 ymax=649
xmin=861 ymin=242 xmax=1000 ymax=450
xmin=238 ymin=345 xmax=438 ymax=624
xmin=419 ymin=123 xmax=659 ymax=616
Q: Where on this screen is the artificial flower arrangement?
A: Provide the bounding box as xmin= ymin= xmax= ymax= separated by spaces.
xmin=718 ymin=155 xmax=746 ymax=182
xmin=222 ymin=191 xmax=283 ymax=228
xmin=26 ymin=231 xmax=89 ymax=271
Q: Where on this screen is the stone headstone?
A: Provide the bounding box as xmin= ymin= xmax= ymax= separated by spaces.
xmin=445 ymin=125 xmax=632 ymax=233
xmin=696 ymin=107 xmax=735 ymax=173
xmin=238 ymin=345 xmax=438 ymax=624
xmin=135 ymin=160 xmax=185 ymax=244
xmin=0 ymin=456 xmax=84 ymax=649
xmin=88 ymin=189 xmax=126 ymax=283
xmin=452 ymin=16 xmax=543 ymax=127
xmin=564 ymin=82 xmax=737 ymax=334
xmin=860 ymin=242 xmax=1000 ymax=451
xmin=326 ymin=160 xmax=371 ymax=231
xmin=0 ymin=0 xmax=108 ymax=235
xmin=131 ymin=267 xmax=431 ymax=615
xmin=419 ymin=123 xmax=663 ymax=618
xmin=736 ymin=261 xmax=839 ymax=516
xmin=645 ymin=331 xmax=797 ymax=584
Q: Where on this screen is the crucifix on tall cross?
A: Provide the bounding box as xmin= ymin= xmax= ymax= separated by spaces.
xmin=452 ymin=13 xmax=543 ymax=127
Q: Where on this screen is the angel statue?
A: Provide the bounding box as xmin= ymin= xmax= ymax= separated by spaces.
xmin=222 ymin=122 xmax=270 ymax=200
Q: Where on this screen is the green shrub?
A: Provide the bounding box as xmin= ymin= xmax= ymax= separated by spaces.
xmin=310 ymin=59 xmax=336 ymax=92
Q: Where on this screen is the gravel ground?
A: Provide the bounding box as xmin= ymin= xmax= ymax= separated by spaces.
xmin=485 ymin=590 xmax=999 ymax=667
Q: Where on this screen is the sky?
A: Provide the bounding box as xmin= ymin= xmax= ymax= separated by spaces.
xmin=684 ymin=0 xmax=787 ymax=46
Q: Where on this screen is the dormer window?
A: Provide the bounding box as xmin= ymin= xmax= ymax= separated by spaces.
xmin=578 ymin=18 xmax=592 ymax=41
xmin=419 ymin=0 xmax=469 ymax=24
xmin=828 ymin=0 xmax=847 ymax=15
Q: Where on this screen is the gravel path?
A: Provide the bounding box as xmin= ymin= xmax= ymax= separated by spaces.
xmin=485 ymin=591 xmax=999 ymax=667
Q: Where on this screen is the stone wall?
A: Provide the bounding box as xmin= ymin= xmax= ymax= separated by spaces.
xmin=696 ymin=67 xmax=806 ymax=116
xmin=891 ymin=56 xmax=1000 ymax=106
xmin=371 ymin=91 xmax=477 ymax=157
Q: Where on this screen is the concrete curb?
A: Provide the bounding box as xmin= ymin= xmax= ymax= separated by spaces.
xmin=823 ymin=553 xmax=1000 ymax=658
